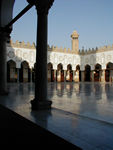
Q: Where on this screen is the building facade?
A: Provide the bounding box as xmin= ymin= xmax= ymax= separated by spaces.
xmin=7 ymin=30 xmax=113 ymax=82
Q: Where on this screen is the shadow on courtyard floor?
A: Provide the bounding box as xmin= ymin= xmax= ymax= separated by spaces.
xmin=0 ymin=104 xmax=81 ymax=149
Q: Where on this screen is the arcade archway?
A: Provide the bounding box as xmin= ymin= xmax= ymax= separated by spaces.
xmin=105 ymin=62 xmax=113 ymax=82
xmin=48 ymin=63 xmax=54 ymax=82
xmin=74 ymin=65 xmax=81 ymax=82
xmin=84 ymin=64 xmax=91 ymax=81
xmin=66 ymin=64 xmax=73 ymax=82
xmin=57 ymin=63 xmax=64 ymax=82
xmin=20 ymin=61 xmax=30 ymax=82
xmin=94 ymin=64 xmax=101 ymax=82
xmin=7 ymin=60 xmax=17 ymax=82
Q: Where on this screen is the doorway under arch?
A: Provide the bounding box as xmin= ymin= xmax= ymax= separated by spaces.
xmin=20 ymin=61 xmax=30 ymax=82
xmin=57 ymin=63 xmax=64 ymax=82
xmin=105 ymin=62 xmax=113 ymax=82
xmin=66 ymin=64 xmax=73 ymax=82
xmin=84 ymin=64 xmax=91 ymax=81
xmin=75 ymin=65 xmax=81 ymax=82
xmin=7 ymin=60 xmax=17 ymax=82
xmin=94 ymin=63 xmax=102 ymax=82
xmin=48 ymin=63 xmax=54 ymax=82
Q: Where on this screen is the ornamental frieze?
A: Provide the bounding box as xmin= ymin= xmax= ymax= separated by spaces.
xmin=73 ymin=56 xmax=76 ymax=64
xmin=59 ymin=56 xmax=64 ymax=62
xmin=64 ymin=55 xmax=67 ymax=65
xmin=29 ymin=51 xmax=35 ymax=63
xmin=107 ymin=55 xmax=112 ymax=62
xmin=90 ymin=55 xmax=95 ymax=65
xmin=101 ymin=54 xmax=105 ymax=64
xmin=16 ymin=49 xmax=22 ymax=58
xmin=23 ymin=52 xmax=28 ymax=60
xmin=54 ymin=53 xmax=58 ymax=63
xmin=8 ymin=51 xmax=15 ymax=58
xmin=96 ymin=56 xmax=100 ymax=62
xmin=15 ymin=56 xmax=22 ymax=62
xmin=85 ymin=57 xmax=89 ymax=64
xmin=50 ymin=55 xmax=54 ymax=62
xmin=68 ymin=57 xmax=72 ymax=63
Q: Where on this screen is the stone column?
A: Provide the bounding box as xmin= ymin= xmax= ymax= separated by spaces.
xmin=64 ymin=70 xmax=66 ymax=82
xmin=110 ymin=70 xmax=113 ymax=82
xmin=74 ymin=70 xmax=79 ymax=82
xmin=30 ymin=69 xmax=32 ymax=83
xmin=81 ymin=71 xmax=85 ymax=82
xmin=54 ymin=69 xmax=56 ymax=82
xmin=91 ymin=71 xmax=94 ymax=82
xmin=17 ymin=68 xmax=20 ymax=83
xmin=30 ymin=0 xmax=54 ymax=110
xmin=101 ymin=70 xmax=105 ymax=82
xmin=73 ymin=70 xmax=75 ymax=82
xmin=0 ymin=31 xmax=8 ymax=95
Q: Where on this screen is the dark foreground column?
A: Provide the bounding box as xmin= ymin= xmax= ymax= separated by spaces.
xmin=31 ymin=0 xmax=54 ymax=110
xmin=0 ymin=31 xmax=8 ymax=95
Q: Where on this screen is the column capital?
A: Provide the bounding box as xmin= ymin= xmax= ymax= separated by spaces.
xmin=27 ymin=0 xmax=54 ymax=15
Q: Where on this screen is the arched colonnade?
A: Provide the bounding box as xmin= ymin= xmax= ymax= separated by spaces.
xmin=7 ymin=60 xmax=113 ymax=83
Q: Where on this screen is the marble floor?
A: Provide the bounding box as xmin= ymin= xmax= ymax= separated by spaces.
xmin=0 ymin=82 xmax=113 ymax=149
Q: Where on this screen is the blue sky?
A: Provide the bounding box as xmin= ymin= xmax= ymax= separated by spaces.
xmin=11 ymin=0 xmax=113 ymax=50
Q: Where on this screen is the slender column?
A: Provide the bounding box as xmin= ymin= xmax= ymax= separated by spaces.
xmin=54 ymin=69 xmax=56 ymax=82
xmin=63 ymin=70 xmax=66 ymax=82
xmin=30 ymin=69 xmax=32 ymax=83
xmin=110 ymin=70 xmax=113 ymax=82
xmin=91 ymin=71 xmax=94 ymax=82
xmin=74 ymin=70 xmax=79 ymax=82
xmin=81 ymin=71 xmax=85 ymax=82
xmin=73 ymin=70 xmax=75 ymax=82
xmin=31 ymin=0 xmax=54 ymax=110
xmin=17 ymin=68 xmax=19 ymax=83
xmin=101 ymin=70 xmax=105 ymax=82
xmin=71 ymin=70 xmax=73 ymax=82
xmin=0 ymin=32 xmax=8 ymax=95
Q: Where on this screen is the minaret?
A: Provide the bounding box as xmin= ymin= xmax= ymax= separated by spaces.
xmin=71 ymin=30 xmax=79 ymax=53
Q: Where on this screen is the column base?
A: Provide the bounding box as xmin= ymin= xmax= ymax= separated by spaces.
xmin=31 ymin=99 xmax=52 ymax=110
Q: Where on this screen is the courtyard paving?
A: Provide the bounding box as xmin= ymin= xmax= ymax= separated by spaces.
xmin=0 ymin=82 xmax=113 ymax=149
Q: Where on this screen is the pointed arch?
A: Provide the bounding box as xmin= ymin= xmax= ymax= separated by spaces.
xmin=48 ymin=62 xmax=54 ymax=82
xmin=66 ymin=64 xmax=73 ymax=82
xmin=76 ymin=64 xmax=80 ymax=71
xmin=94 ymin=63 xmax=102 ymax=82
xmin=74 ymin=64 xmax=81 ymax=82
xmin=7 ymin=60 xmax=17 ymax=82
xmin=105 ymin=62 xmax=113 ymax=82
xmin=20 ymin=61 xmax=30 ymax=82
xmin=57 ymin=63 xmax=64 ymax=82
xmin=84 ymin=64 xmax=91 ymax=81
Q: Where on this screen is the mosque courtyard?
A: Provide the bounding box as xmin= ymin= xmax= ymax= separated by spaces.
xmin=0 ymin=82 xmax=113 ymax=149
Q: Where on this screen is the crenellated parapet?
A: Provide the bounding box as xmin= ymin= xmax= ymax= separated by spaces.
xmin=7 ymin=40 xmax=36 ymax=49
xmin=8 ymin=40 xmax=77 ymax=54
xmin=6 ymin=40 xmax=113 ymax=56
xmin=48 ymin=45 xmax=78 ymax=54
xmin=79 ymin=44 xmax=113 ymax=55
